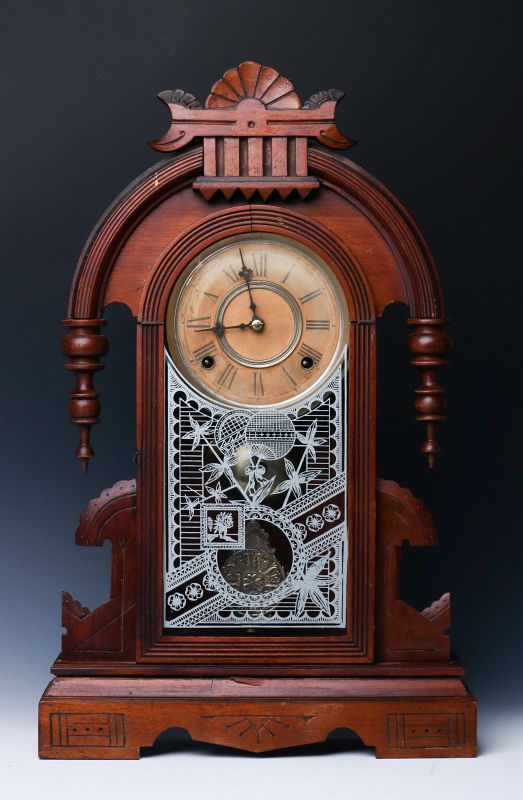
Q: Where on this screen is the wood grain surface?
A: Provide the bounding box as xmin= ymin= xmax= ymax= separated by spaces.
xmin=44 ymin=63 xmax=474 ymax=760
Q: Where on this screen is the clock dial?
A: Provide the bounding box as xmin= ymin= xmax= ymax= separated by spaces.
xmin=166 ymin=235 xmax=348 ymax=407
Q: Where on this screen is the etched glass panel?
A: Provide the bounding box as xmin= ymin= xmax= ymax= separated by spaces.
xmin=164 ymin=350 xmax=348 ymax=629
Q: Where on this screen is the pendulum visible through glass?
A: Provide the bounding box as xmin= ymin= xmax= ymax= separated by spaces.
xmin=220 ymin=520 xmax=287 ymax=594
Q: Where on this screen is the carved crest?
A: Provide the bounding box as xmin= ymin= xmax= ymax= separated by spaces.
xmin=206 ymin=62 xmax=301 ymax=108
xmin=150 ymin=61 xmax=355 ymax=200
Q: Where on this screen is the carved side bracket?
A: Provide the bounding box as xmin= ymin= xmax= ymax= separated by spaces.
xmin=61 ymin=319 xmax=108 ymax=473
xmin=407 ymin=318 xmax=452 ymax=467
xmin=150 ymin=61 xmax=355 ymax=200
xmin=58 ymin=480 xmax=137 ymax=663
xmin=376 ymin=479 xmax=450 ymax=662
xmin=56 ymin=478 xmax=451 ymax=669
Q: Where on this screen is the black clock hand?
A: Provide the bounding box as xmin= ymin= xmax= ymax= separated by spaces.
xmin=195 ymin=321 xmax=250 ymax=336
xmin=238 ymin=249 xmax=263 ymax=324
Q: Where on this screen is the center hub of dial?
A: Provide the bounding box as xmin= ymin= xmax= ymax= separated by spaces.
xmin=216 ymin=280 xmax=302 ymax=368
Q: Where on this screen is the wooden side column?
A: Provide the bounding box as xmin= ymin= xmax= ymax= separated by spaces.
xmin=407 ymin=318 xmax=452 ymax=467
xmin=61 ymin=319 xmax=108 ymax=473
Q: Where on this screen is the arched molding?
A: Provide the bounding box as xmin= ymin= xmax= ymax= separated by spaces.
xmin=138 ymin=204 xmax=375 ymax=324
xmin=67 ymin=146 xmax=444 ymax=322
xmin=68 ymin=148 xmax=203 ymax=318
xmin=308 ymin=147 xmax=444 ymax=319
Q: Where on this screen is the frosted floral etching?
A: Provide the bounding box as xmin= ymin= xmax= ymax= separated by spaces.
xmin=164 ymin=350 xmax=348 ymax=628
xmin=201 ymin=505 xmax=245 ymax=548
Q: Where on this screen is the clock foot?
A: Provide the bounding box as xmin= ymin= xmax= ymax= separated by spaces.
xmin=38 ymin=676 xmax=476 ymax=759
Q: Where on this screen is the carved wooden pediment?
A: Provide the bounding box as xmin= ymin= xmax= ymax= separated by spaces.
xmin=150 ymin=61 xmax=355 ymax=200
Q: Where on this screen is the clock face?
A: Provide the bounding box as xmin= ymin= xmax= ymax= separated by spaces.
xmin=166 ymin=235 xmax=348 ymax=407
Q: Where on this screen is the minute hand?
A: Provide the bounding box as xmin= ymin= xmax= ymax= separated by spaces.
xmin=238 ymin=249 xmax=260 ymax=319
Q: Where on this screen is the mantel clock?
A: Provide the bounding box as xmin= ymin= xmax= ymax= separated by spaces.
xmin=38 ymin=62 xmax=477 ymax=759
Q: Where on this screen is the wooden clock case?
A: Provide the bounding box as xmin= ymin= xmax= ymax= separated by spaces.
xmin=38 ymin=62 xmax=476 ymax=759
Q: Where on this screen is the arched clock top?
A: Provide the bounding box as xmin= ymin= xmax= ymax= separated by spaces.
xmin=63 ymin=62 xmax=451 ymax=470
xmin=66 ymin=149 xmax=445 ymax=323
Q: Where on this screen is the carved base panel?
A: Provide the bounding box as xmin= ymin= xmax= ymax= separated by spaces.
xmin=39 ymin=677 xmax=476 ymax=759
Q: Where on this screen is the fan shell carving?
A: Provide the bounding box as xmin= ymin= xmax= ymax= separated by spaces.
xmin=206 ymin=61 xmax=301 ymax=109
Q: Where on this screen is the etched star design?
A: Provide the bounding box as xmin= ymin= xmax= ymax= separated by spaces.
xmin=273 ymin=458 xmax=321 ymax=499
xmin=206 ymin=482 xmax=228 ymax=502
xmin=200 ymin=452 xmax=239 ymax=483
xmin=182 ymin=495 xmax=200 ymax=520
xmin=296 ymin=420 xmax=326 ymax=461
xmin=183 ymin=415 xmax=212 ymax=450
xmin=293 ymin=554 xmax=336 ymax=617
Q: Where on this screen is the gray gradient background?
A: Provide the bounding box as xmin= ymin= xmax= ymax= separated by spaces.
xmin=1 ymin=0 xmax=522 ymax=795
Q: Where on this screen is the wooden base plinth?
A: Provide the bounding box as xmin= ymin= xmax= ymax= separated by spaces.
xmin=39 ymin=676 xmax=476 ymax=759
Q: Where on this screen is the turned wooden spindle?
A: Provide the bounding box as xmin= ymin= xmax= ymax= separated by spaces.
xmin=61 ymin=319 xmax=108 ymax=473
xmin=407 ymin=318 xmax=452 ymax=467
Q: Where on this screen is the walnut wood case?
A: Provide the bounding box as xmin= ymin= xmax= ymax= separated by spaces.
xmin=39 ymin=62 xmax=476 ymax=759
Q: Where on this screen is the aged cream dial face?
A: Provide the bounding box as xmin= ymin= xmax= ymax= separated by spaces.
xmin=166 ymin=235 xmax=348 ymax=407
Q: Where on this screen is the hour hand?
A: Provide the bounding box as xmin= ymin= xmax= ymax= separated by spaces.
xmin=195 ymin=321 xmax=249 ymax=336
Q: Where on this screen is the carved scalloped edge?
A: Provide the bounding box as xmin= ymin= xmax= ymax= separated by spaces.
xmin=421 ymin=592 xmax=450 ymax=621
xmin=62 ymin=591 xmax=90 ymax=620
xmin=303 ymin=88 xmax=345 ymax=109
xmin=157 ymin=89 xmax=201 ymax=109
xmin=77 ymin=479 xmax=136 ymax=539
xmin=377 ymin=478 xmax=435 ymax=532
xmin=206 ymin=61 xmax=301 ymax=109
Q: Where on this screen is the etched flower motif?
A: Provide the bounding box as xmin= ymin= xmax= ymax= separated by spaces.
xmin=206 ymin=482 xmax=227 ymax=502
xmin=244 ymin=475 xmax=275 ymax=509
xmin=245 ymin=462 xmax=266 ymax=496
xmin=207 ymin=510 xmax=236 ymax=542
xmin=295 ymin=523 xmax=308 ymax=540
xmin=202 ymin=573 xmax=215 ymax=591
xmin=167 ymin=592 xmax=186 ymax=611
xmin=306 ymin=513 xmax=324 ymax=532
xmin=323 ymin=503 xmax=340 ymax=522
xmin=215 ymin=511 xmax=234 ymax=536
xmin=185 ymin=582 xmax=203 ymax=601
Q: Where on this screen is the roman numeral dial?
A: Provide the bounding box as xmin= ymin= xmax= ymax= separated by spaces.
xmin=299 ymin=343 xmax=323 ymax=362
xmin=306 ymin=319 xmax=330 ymax=331
xmin=167 ymin=236 xmax=347 ymax=408
xmin=252 ymin=372 xmax=264 ymax=397
xmin=217 ymin=363 xmax=237 ymax=389
xmin=192 ymin=341 xmax=216 ymax=360
xmin=186 ymin=315 xmax=211 ymax=328
xmin=252 ymin=253 xmax=267 ymax=277
xmin=300 ymin=288 xmax=323 ymax=305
